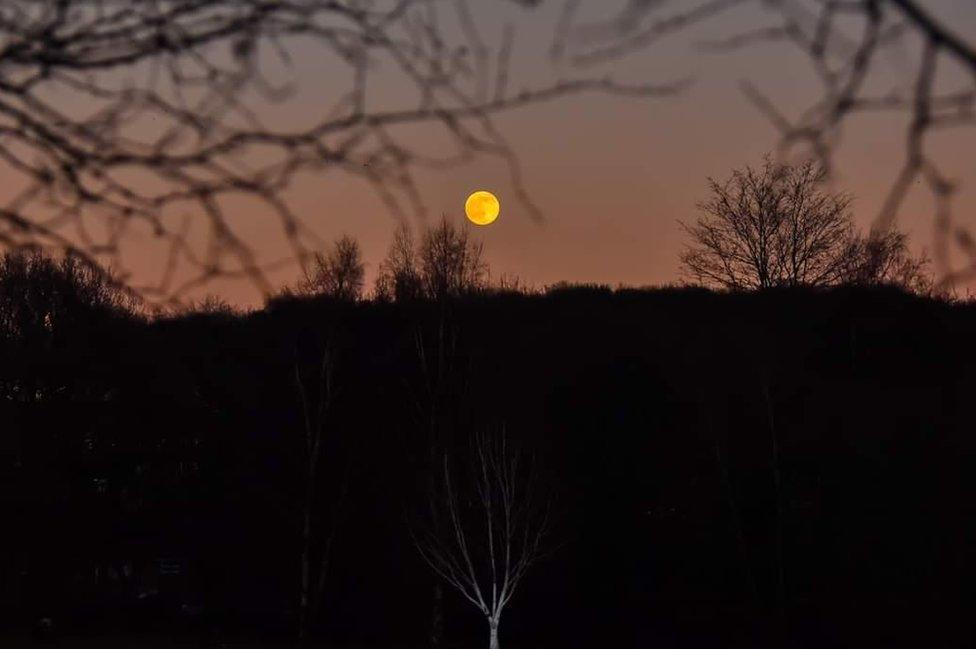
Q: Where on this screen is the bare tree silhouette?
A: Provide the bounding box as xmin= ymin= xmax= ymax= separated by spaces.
xmin=712 ymin=1 xmax=976 ymax=285
xmin=551 ymin=1 xmax=975 ymax=287
xmin=680 ymin=158 xmax=930 ymax=291
xmin=0 ymin=1 xmax=683 ymax=305
xmin=375 ymin=218 xmax=487 ymax=302
xmin=412 ymin=428 xmax=551 ymax=649
xmin=418 ymin=218 xmax=488 ymax=301
xmin=293 ymin=343 xmax=349 ymax=645
xmin=0 ymin=249 xmax=135 ymax=402
xmin=0 ymin=251 xmax=135 ymax=335
xmin=842 ymin=229 xmax=935 ymax=295
xmin=297 ymin=235 xmax=365 ymax=301
xmin=374 ymin=223 xmax=423 ymax=303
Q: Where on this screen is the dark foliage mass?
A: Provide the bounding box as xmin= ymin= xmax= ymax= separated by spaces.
xmin=0 ymin=260 xmax=974 ymax=648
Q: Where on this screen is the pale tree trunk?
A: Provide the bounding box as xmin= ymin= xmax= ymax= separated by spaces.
xmin=298 ymin=473 xmax=314 ymax=645
xmin=488 ymin=616 xmax=500 ymax=649
xmin=430 ymin=582 xmax=443 ymax=647
xmin=297 ymin=417 xmax=346 ymax=647
xmin=412 ymin=429 xmax=549 ymax=649
xmin=294 ymin=349 xmax=333 ymax=646
xmin=763 ymin=381 xmax=789 ymax=647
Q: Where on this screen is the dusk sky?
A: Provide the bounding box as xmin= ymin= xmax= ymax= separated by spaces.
xmin=23 ymin=0 xmax=976 ymax=305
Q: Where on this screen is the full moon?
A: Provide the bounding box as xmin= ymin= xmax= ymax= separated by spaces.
xmin=465 ymin=190 xmax=500 ymax=226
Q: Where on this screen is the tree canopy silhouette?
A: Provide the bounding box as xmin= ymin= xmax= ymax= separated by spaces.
xmin=0 ymin=250 xmax=136 ymax=403
xmin=679 ymin=159 xmax=931 ymax=292
xmin=297 ymin=235 xmax=365 ymax=301
xmin=375 ymin=219 xmax=487 ymax=302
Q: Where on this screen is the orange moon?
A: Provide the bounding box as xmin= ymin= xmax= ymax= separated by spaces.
xmin=465 ymin=191 xmax=500 ymax=226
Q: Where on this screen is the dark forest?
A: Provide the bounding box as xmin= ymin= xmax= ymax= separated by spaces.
xmin=1 ymin=270 xmax=973 ymax=648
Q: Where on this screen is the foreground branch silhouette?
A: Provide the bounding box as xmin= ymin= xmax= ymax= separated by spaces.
xmin=0 ymin=1 xmax=683 ymax=304
xmin=728 ymin=1 xmax=976 ymax=284
xmin=556 ymin=0 xmax=976 ymax=287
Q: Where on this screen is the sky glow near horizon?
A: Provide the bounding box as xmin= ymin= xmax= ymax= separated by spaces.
xmin=3 ymin=1 xmax=974 ymax=305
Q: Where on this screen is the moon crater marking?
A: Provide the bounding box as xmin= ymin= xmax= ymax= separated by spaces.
xmin=465 ymin=190 xmax=500 ymax=226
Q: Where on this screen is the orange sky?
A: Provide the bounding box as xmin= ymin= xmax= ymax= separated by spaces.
xmin=6 ymin=1 xmax=976 ymax=306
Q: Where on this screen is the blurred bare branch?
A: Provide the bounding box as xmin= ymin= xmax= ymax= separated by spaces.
xmin=552 ymin=0 xmax=974 ymax=289
xmin=0 ymin=0 xmax=687 ymax=305
xmin=553 ymin=0 xmax=745 ymax=66
xmin=723 ymin=0 xmax=976 ymax=287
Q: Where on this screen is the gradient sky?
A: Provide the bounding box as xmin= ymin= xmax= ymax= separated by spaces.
xmin=17 ymin=1 xmax=976 ymax=306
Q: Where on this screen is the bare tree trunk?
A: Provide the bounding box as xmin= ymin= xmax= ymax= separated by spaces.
xmin=413 ymin=316 xmax=455 ymax=649
xmin=762 ymin=381 xmax=789 ymax=647
xmin=294 ymin=348 xmax=333 ymax=646
xmin=431 ymin=582 xmax=443 ymax=648
xmin=412 ymin=429 xmax=549 ymax=649
xmin=309 ymin=466 xmax=349 ymax=642
xmin=488 ymin=616 xmax=500 ymax=649
xmin=298 ymin=472 xmax=315 ymax=645
xmin=713 ymin=435 xmax=759 ymax=603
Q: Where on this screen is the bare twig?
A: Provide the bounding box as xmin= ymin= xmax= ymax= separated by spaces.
xmin=0 ymin=1 xmax=689 ymax=305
